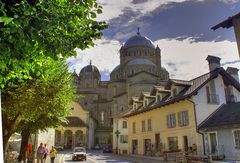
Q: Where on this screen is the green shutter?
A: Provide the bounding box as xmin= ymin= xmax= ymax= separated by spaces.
xmin=178 ymin=112 xmax=182 ymax=127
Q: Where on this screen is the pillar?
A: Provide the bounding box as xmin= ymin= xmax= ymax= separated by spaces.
xmin=72 ymin=133 xmax=75 ymax=149
xmin=60 ymin=131 xmax=64 ymax=146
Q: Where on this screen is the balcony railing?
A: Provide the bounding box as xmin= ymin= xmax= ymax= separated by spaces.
xmin=207 ymin=94 xmax=220 ymax=104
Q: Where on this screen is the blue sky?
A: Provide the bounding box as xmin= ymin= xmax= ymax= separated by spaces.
xmin=68 ymin=0 xmax=240 ymax=81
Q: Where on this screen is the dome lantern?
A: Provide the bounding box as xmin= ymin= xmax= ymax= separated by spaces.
xmin=123 ymin=29 xmax=155 ymax=49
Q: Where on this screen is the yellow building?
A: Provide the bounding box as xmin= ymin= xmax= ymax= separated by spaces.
xmin=127 ymin=98 xmax=199 ymax=155
xmin=125 ymin=55 xmax=240 ymax=156
xmin=54 ymin=101 xmax=96 ymax=149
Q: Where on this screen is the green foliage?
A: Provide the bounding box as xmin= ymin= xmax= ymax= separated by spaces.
xmin=0 ymin=0 xmax=107 ymax=89
xmin=2 ymin=57 xmax=76 ymax=124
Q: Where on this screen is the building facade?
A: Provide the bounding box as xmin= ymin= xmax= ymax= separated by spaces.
xmin=125 ymin=56 xmax=240 ymax=156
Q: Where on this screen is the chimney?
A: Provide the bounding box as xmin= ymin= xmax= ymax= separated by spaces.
xmin=226 ymin=67 xmax=239 ymax=82
xmin=206 ymin=55 xmax=221 ymax=72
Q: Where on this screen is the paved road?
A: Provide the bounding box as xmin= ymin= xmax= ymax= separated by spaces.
xmin=56 ymin=150 xmax=135 ymax=163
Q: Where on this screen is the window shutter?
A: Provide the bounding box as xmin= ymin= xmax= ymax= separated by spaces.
xmin=173 ymin=114 xmax=176 ymax=127
xmin=185 ymin=111 xmax=189 ymax=125
xmin=206 ymin=86 xmax=210 ymax=103
xmin=167 ymin=115 xmax=170 ymax=128
xmin=178 ymin=112 xmax=182 ymax=127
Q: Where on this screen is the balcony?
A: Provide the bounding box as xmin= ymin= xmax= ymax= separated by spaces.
xmin=207 ymin=94 xmax=220 ymax=104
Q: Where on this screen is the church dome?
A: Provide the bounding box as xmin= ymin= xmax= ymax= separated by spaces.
xmin=126 ymin=58 xmax=156 ymax=66
xmin=80 ymin=62 xmax=100 ymax=76
xmin=123 ymin=30 xmax=155 ymax=49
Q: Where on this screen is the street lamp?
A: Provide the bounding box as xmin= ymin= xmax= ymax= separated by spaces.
xmin=114 ymin=130 xmax=120 ymax=154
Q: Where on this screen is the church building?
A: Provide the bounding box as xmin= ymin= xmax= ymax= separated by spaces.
xmin=58 ymin=30 xmax=170 ymax=149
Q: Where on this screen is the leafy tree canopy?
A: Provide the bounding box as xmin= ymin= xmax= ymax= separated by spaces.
xmin=0 ymin=0 xmax=107 ymax=89
xmin=2 ymin=56 xmax=77 ymax=152
xmin=2 ymin=57 xmax=76 ymax=123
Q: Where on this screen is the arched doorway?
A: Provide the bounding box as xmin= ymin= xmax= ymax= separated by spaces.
xmin=75 ymin=130 xmax=84 ymax=147
xmin=55 ymin=130 xmax=61 ymax=145
xmin=64 ymin=130 xmax=73 ymax=149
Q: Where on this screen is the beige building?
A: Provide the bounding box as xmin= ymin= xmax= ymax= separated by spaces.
xmin=70 ymin=30 xmax=170 ymax=150
xmin=54 ymin=102 xmax=94 ymax=149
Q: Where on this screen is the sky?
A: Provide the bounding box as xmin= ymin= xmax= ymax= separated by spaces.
xmin=67 ymin=0 xmax=240 ymax=81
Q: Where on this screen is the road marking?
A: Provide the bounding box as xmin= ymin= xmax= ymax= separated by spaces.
xmin=87 ymin=156 xmax=98 ymax=163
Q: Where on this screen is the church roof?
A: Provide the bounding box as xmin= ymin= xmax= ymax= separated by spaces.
xmin=123 ymin=30 xmax=155 ymax=48
xmin=63 ymin=117 xmax=87 ymax=127
xmin=80 ymin=62 xmax=100 ymax=76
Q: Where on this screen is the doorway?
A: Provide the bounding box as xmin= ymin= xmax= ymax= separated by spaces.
xmin=155 ymin=133 xmax=160 ymax=150
xmin=209 ymin=133 xmax=217 ymax=154
xmin=183 ymin=136 xmax=188 ymax=152
xmin=132 ymin=140 xmax=138 ymax=154
xmin=144 ymin=139 xmax=151 ymax=155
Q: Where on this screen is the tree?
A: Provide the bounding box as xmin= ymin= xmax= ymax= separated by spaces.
xmin=0 ymin=0 xmax=107 ymax=89
xmin=0 ymin=0 xmax=107 ymax=156
xmin=17 ymin=114 xmax=67 ymax=162
xmin=2 ymin=57 xmax=76 ymax=155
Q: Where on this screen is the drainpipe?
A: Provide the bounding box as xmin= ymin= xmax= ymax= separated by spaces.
xmin=187 ymin=99 xmax=206 ymax=155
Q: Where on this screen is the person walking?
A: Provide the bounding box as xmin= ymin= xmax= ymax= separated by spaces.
xmin=37 ymin=143 xmax=45 ymax=163
xmin=49 ymin=146 xmax=57 ymax=163
xmin=43 ymin=144 xmax=49 ymax=163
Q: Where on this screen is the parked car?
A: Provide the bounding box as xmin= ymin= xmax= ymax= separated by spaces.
xmin=72 ymin=147 xmax=87 ymax=161
xmin=102 ymin=144 xmax=112 ymax=153
xmin=94 ymin=144 xmax=100 ymax=150
xmin=54 ymin=145 xmax=64 ymax=151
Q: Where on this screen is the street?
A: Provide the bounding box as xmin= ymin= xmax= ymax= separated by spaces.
xmin=56 ymin=150 xmax=135 ymax=163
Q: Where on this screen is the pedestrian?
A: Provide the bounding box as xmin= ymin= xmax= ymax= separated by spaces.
xmin=50 ymin=146 xmax=57 ymax=163
xmin=37 ymin=143 xmax=45 ymax=163
xmin=43 ymin=144 xmax=49 ymax=163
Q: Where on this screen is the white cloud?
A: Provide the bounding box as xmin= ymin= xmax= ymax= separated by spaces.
xmin=67 ymin=38 xmax=121 ymax=75
xmin=155 ymin=38 xmax=239 ymax=79
xmin=219 ymin=0 xmax=240 ymax=4
xmin=96 ymin=0 xmax=189 ymax=21
xmin=68 ymin=37 xmax=239 ymax=81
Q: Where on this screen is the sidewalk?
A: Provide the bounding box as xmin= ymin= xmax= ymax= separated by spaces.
xmin=106 ymin=153 xmax=167 ymax=163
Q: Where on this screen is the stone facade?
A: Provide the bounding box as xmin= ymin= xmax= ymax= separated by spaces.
xmin=73 ymin=31 xmax=169 ymax=148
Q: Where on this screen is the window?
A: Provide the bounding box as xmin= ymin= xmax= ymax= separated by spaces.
xmin=134 ymin=104 xmax=137 ymax=110
xmin=167 ymin=114 xmax=176 ymax=128
xmin=122 ymin=121 xmax=127 ymax=129
xmin=233 ymin=130 xmax=240 ymax=148
xmin=113 ymin=86 xmax=117 ymax=96
xmin=157 ymin=94 xmax=161 ymax=102
xmin=147 ymin=119 xmax=152 ymax=131
xmin=132 ymin=122 xmax=136 ymax=133
xmin=168 ymin=137 xmax=178 ymax=151
xmin=144 ymin=99 xmax=148 ymax=107
xmin=173 ymin=88 xmax=177 ymax=96
xmin=206 ymin=85 xmax=219 ymax=104
xmin=113 ymin=104 xmax=117 ymax=114
xmin=178 ymin=111 xmax=189 ymax=126
xmin=142 ymin=120 xmax=146 ymax=132
xmin=120 ymin=135 xmax=128 ymax=143
xmin=101 ymin=111 xmax=104 ymax=125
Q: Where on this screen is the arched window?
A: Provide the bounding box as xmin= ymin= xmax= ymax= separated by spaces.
xmin=101 ymin=111 xmax=104 ymax=125
xmin=75 ymin=130 xmax=84 ymax=146
xmin=55 ymin=130 xmax=61 ymax=145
